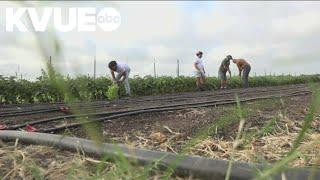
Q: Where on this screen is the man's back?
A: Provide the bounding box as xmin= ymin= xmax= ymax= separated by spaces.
xmin=235 ymin=59 xmax=249 ymax=69
xmin=115 ymin=62 xmax=130 ymax=73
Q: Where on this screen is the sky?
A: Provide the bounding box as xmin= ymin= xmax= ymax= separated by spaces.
xmin=0 ymin=1 xmax=319 ymax=80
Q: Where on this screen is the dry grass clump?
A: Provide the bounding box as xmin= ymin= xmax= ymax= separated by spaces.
xmin=189 ymin=113 xmax=320 ymax=167
xmin=0 ymin=139 xmax=111 ymax=179
xmin=120 ymin=125 xmax=186 ymax=154
xmin=0 ymin=139 xmax=191 ymax=180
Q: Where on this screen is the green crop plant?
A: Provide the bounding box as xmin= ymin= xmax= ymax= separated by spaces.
xmin=0 ymin=74 xmax=319 ymax=104
xmin=106 ymin=84 xmax=119 ymax=101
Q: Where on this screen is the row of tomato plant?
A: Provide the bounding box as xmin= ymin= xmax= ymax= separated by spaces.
xmin=0 ymin=73 xmax=319 ymax=104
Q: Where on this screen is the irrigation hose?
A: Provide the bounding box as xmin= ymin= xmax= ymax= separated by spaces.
xmin=39 ymin=91 xmax=311 ymax=133
xmin=0 ymin=130 xmax=318 ymax=180
xmin=0 ymin=108 xmax=60 ymax=118
xmin=8 ymin=98 xmax=237 ymax=130
xmin=0 ymin=102 xmax=110 ymax=118
xmin=6 ymin=89 xmax=310 ymax=131
xmin=114 ymin=85 xmax=309 ymax=104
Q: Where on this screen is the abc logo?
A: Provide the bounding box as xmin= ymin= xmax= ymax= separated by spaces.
xmin=96 ymin=8 xmax=121 ymax=32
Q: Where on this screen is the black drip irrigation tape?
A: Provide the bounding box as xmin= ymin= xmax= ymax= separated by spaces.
xmin=8 ymin=110 xmax=121 ymax=130
xmin=0 ymin=84 xmax=308 ymax=114
xmin=126 ymin=83 xmax=308 ymax=101
xmin=0 ymin=103 xmax=64 ymax=112
xmin=0 ymin=105 xmax=61 ymax=115
xmin=117 ymin=85 xmax=309 ymax=104
xmin=0 ymin=102 xmax=111 ymax=118
xmin=7 ymin=89 xmax=308 ymax=130
xmin=38 ymin=91 xmax=311 ymax=133
xmin=0 ymin=85 xmax=309 ymax=119
xmin=0 ymin=100 xmax=110 ymax=110
xmin=0 ymin=130 xmax=318 ymax=180
xmin=81 ymin=87 xmax=310 ymax=112
xmin=0 ymin=101 xmax=109 ymax=117
xmin=7 ymin=98 xmax=236 ymax=130
xmin=6 ymin=88 xmax=311 ymax=130
xmin=0 ymin=108 xmax=60 ymax=118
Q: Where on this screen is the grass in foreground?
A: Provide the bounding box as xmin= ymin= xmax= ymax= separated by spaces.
xmin=0 ymin=140 xmax=188 ymax=180
xmin=180 ymin=98 xmax=281 ymax=154
xmin=180 ymin=94 xmax=320 ymax=169
xmin=175 ymin=86 xmax=320 ymax=179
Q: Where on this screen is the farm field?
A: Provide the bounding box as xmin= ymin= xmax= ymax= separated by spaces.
xmin=1 ymin=83 xmax=320 ymax=179
xmin=2 ymin=1 xmax=320 ymax=179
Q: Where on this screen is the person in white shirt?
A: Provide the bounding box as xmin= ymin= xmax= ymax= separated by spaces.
xmin=108 ymin=61 xmax=131 ymax=95
xmin=194 ymin=51 xmax=206 ymax=91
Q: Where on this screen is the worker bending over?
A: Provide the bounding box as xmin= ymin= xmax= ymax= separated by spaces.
xmin=232 ymin=58 xmax=251 ymax=88
xmin=108 ymin=61 xmax=131 ymax=96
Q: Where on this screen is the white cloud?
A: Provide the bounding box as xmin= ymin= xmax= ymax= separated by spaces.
xmin=272 ymin=11 xmax=320 ymax=39
xmin=0 ymin=1 xmax=320 ymax=79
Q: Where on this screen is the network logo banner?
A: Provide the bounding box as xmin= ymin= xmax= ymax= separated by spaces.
xmin=5 ymin=7 xmax=121 ymax=32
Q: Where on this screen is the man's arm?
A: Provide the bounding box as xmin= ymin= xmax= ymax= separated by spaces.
xmin=202 ymin=67 xmax=206 ymax=74
xmin=194 ymin=62 xmax=201 ymax=72
xmin=223 ymin=65 xmax=228 ymax=70
xmin=119 ymin=71 xmax=127 ymax=82
xmin=228 ymin=68 xmax=232 ymax=78
xmin=202 ymin=68 xmax=206 ymax=79
xmin=111 ymin=71 xmax=116 ymax=81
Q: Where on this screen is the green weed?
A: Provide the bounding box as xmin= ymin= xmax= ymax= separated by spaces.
xmin=106 ymin=84 xmax=120 ymax=101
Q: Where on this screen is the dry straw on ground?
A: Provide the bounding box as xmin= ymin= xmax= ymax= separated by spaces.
xmin=190 ymin=113 xmax=320 ymax=167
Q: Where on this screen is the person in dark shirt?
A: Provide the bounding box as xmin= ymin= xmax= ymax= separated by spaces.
xmin=218 ymin=55 xmax=232 ymax=89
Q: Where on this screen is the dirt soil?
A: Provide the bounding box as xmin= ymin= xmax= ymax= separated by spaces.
xmin=69 ymin=94 xmax=312 ymax=149
xmin=102 ymin=93 xmax=320 ymax=168
xmin=1 ymin=83 xmax=319 ymax=168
